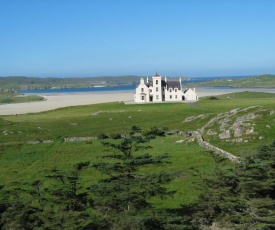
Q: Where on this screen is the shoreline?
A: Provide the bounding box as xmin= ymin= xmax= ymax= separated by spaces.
xmin=1 ymin=88 xmax=275 ymax=115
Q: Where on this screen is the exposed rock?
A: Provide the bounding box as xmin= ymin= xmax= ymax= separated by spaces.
xmin=245 ymin=127 xmax=254 ymax=134
xmin=236 ymin=112 xmax=260 ymax=122
xmin=219 ymin=130 xmax=231 ymax=139
xmin=234 ymin=127 xmax=243 ymax=137
xmin=242 ymin=122 xmax=251 ymax=127
xmin=169 ymin=130 xmax=191 ymax=137
xmin=187 ymin=137 xmax=195 ymax=142
xmin=206 ymin=129 xmax=217 ymax=135
xmin=232 ymin=121 xmax=243 ymax=128
xmin=183 ymin=114 xmax=210 ymax=123
xmin=232 ymin=138 xmax=243 ymax=142
xmin=175 ymin=139 xmax=184 ymax=143
xmin=92 ymin=110 xmax=108 ymax=115
xmin=183 ymin=116 xmax=197 ymax=122
xmin=219 ymin=117 xmax=231 ymax=130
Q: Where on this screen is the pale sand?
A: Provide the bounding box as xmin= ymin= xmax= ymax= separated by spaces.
xmin=0 ymin=91 xmax=134 ymax=115
xmin=1 ymin=88 xmax=275 ymax=115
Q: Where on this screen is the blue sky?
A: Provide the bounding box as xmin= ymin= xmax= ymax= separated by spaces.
xmin=0 ymin=0 xmax=275 ymax=77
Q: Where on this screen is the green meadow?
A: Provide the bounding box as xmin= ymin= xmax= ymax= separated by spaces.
xmin=1 ymin=92 xmax=275 ymax=201
xmin=1 ymin=91 xmax=275 ymax=230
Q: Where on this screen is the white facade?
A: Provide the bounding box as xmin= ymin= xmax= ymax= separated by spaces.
xmin=134 ymin=73 xmax=198 ymax=103
xmin=183 ymin=88 xmax=198 ymax=101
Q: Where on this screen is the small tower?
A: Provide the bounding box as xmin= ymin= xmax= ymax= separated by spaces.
xmin=152 ymin=72 xmax=162 ymax=102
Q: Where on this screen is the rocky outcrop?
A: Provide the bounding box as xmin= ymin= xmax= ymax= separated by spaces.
xmin=182 ymin=114 xmax=211 ymax=123
xmin=182 ymin=106 xmax=274 ymax=143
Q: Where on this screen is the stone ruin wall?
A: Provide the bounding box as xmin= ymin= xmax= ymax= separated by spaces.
xmin=192 ymin=131 xmax=240 ymax=163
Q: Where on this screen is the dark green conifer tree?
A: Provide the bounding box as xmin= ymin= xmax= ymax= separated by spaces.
xmin=192 ymin=141 xmax=275 ymax=229
xmin=90 ymin=126 xmax=178 ymax=229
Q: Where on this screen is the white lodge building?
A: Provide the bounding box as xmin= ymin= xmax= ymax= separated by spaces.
xmin=134 ymin=73 xmax=198 ymax=103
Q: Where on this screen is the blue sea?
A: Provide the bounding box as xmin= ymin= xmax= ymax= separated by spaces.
xmin=18 ymin=76 xmax=247 ymax=94
xmin=19 ymin=85 xmax=136 ymax=94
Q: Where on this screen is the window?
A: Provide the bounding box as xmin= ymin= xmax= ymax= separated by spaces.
xmin=150 ymin=89 xmax=152 ymax=92
xmin=175 ymin=89 xmax=178 ymax=92
xmin=175 ymin=95 xmax=177 ymax=99
xmin=141 ymin=88 xmax=144 ymax=92
xmin=141 ymin=96 xmax=144 ymax=100
xmin=156 ymin=80 xmax=158 ymax=85
xmin=156 ymin=87 xmax=158 ymax=92
xmin=169 ymin=88 xmax=172 ymax=92
xmin=170 ymin=95 xmax=172 ymax=99
xmin=156 ymin=95 xmax=159 ymax=100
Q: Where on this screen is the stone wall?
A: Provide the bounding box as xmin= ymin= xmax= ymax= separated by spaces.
xmin=192 ymin=131 xmax=240 ymax=163
xmin=64 ymin=136 xmax=97 ymax=142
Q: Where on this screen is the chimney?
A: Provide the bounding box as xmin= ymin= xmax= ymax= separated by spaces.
xmin=140 ymin=78 xmax=144 ymax=84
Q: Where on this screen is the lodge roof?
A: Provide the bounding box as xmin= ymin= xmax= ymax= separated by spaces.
xmin=153 ymin=72 xmax=160 ymax=77
xmin=167 ymin=80 xmax=181 ymax=89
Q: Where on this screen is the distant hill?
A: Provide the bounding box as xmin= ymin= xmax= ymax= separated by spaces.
xmin=2 ymin=74 xmax=274 ymax=91
xmin=0 ymin=75 xmax=142 ymax=90
xmin=186 ymin=74 xmax=275 ymax=88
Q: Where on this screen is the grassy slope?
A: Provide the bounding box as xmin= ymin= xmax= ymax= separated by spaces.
xmin=0 ymin=75 xmax=189 ymax=90
xmin=0 ymin=91 xmax=44 ymax=104
xmin=186 ymin=74 xmax=275 ymax=88
xmin=0 ymin=137 xmax=215 ymax=208
xmin=0 ymin=76 xmax=141 ymax=90
xmin=1 ymin=91 xmax=275 ymax=208
xmin=195 ymin=92 xmax=275 ymax=154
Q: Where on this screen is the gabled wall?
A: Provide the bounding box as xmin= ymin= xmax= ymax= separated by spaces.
xmin=164 ymin=87 xmax=184 ymax=101
xmin=184 ymin=88 xmax=198 ymax=101
xmin=134 ymin=78 xmax=149 ymax=102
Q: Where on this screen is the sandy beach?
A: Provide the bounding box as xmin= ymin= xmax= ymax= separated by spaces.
xmin=0 ymin=91 xmax=134 ymax=115
xmin=1 ymin=88 xmax=275 ymax=115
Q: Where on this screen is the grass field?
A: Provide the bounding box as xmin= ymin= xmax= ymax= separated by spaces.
xmin=186 ymin=74 xmax=275 ymax=88
xmin=1 ymin=91 xmax=275 ymax=209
